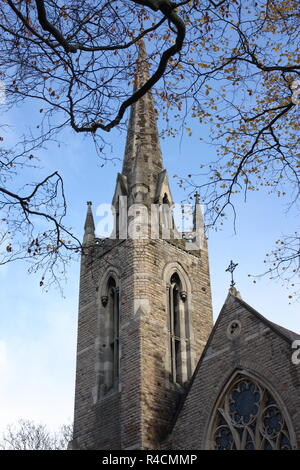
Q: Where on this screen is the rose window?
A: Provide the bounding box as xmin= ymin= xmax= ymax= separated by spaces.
xmin=211 ymin=375 xmax=295 ymax=450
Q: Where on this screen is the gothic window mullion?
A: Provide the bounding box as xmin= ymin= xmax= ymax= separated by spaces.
xmin=168 ymin=272 xmax=192 ymax=386
xmin=240 ymin=426 xmax=248 ymax=450
xmin=173 ymin=284 xmax=181 ymax=385
xmin=254 ymin=388 xmax=265 ymax=449
xmin=107 ymin=286 xmax=115 ymax=390
xmin=169 ymin=284 xmax=177 ymax=384
xmin=101 ymin=277 xmax=120 ymax=395
xmin=218 ymin=406 xmax=241 ymax=449
xmin=113 ymin=287 xmax=120 ymax=384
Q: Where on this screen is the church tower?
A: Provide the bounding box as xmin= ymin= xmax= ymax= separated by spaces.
xmin=71 ymin=43 xmax=213 ymax=450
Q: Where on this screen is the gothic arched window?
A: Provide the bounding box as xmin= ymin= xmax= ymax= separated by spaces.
xmin=210 ymin=374 xmax=295 ymax=450
xmin=104 ymin=277 xmax=119 ymax=391
xmin=168 ymin=272 xmax=190 ymax=385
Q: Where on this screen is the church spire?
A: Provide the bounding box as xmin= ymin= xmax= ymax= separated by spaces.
xmin=83 ymin=201 xmax=95 ymax=245
xmin=122 ymin=41 xmax=164 ymax=203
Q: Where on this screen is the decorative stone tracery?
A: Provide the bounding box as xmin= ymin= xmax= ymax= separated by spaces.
xmin=210 ymin=374 xmax=296 ymax=450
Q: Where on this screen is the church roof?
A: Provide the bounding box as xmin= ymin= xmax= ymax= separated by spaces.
xmin=268 ymin=321 xmax=300 ymax=342
xmin=232 ymin=293 xmax=300 ymax=343
xmin=166 ymin=289 xmax=300 ymax=438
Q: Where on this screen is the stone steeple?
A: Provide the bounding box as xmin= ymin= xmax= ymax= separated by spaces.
xmin=113 ymin=41 xmax=172 ymax=208
xmin=72 ymin=40 xmax=213 ymax=452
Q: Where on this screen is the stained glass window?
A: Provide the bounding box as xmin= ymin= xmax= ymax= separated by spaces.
xmin=211 ymin=375 xmax=295 ymax=450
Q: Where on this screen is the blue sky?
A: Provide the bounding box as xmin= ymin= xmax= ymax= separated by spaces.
xmin=0 ymin=92 xmax=299 ymax=434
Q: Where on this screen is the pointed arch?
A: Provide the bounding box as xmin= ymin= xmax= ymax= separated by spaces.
xmin=162 ymin=262 xmax=192 ymax=295
xmin=206 ymin=370 xmax=297 ymax=450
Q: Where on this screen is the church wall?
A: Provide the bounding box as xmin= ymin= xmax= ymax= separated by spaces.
xmin=167 ymin=295 xmax=300 ymax=450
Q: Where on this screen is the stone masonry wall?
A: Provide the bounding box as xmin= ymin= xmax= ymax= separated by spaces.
xmin=168 ymin=294 xmax=300 ymax=450
xmin=72 ymin=234 xmax=214 ymax=449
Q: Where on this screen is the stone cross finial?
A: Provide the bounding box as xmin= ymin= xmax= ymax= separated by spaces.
xmin=226 ymin=260 xmax=238 ymax=288
xmin=194 ymin=191 xmax=200 ymax=204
